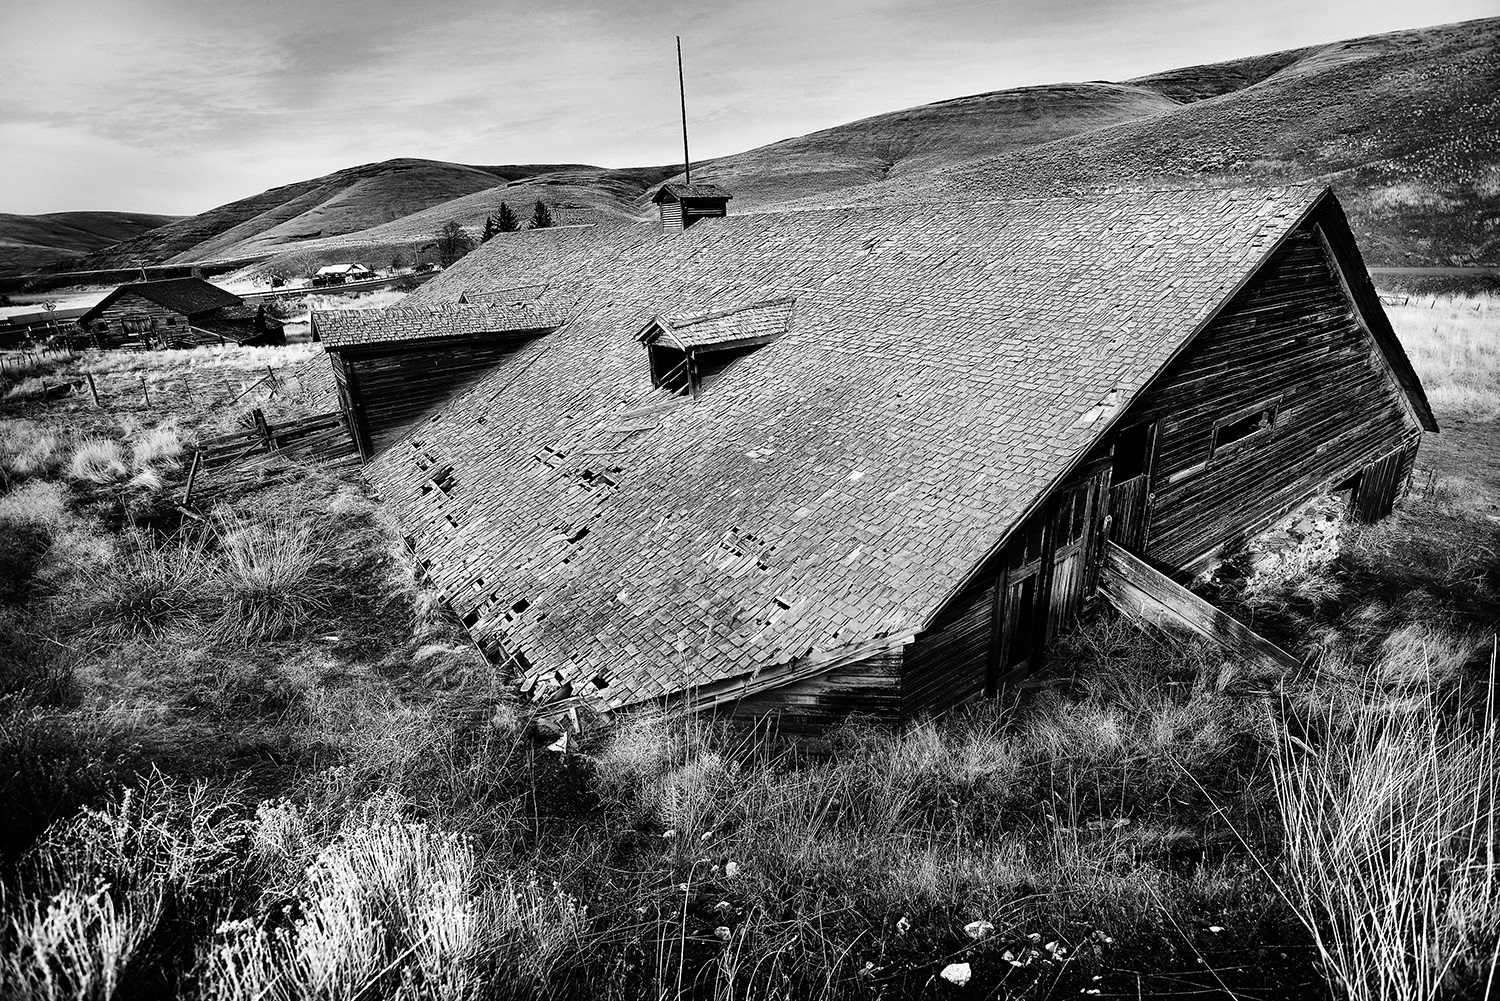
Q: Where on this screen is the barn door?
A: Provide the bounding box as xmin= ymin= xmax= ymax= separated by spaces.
xmin=988 ymin=467 xmax=1109 ymax=692
xmin=1108 ymin=421 xmax=1158 ymax=553
xmin=1046 ymin=469 xmax=1108 ymax=642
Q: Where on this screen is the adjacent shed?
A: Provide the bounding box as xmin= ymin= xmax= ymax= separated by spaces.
xmin=323 ymin=184 xmax=1433 ymax=732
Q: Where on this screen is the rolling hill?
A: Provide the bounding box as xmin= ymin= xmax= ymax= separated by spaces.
xmin=32 ymin=15 xmax=1500 ymax=279
xmin=0 ymin=211 xmax=181 ymax=275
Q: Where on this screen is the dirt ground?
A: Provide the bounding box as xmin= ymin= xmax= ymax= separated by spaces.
xmin=1413 ymin=413 xmax=1500 ymax=516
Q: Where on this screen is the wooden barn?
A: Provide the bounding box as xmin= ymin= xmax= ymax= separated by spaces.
xmin=314 ymin=184 xmax=1434 ymax=732
xmin=77 ymin=278 xmax=281 ymax=348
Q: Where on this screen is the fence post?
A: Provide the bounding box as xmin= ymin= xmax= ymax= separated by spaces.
xmin=253 ymin=408 xmax=273 ymax=452
xmin=86 ymin=372 xmax=100 ymax=407
xmin=141 ymin=375 xmax=150 ymax=407
xmin=182 ymin=451 xmax=202 ymax=507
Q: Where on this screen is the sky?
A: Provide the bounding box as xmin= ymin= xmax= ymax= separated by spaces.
xmin=0 ymin=0 xmax=1492 ymax=216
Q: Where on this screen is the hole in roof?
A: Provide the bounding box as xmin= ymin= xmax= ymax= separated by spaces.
xmin=511 ymin=598 xmax=530 ymax=613
xmin=461 ymin=609 xmax=480 ymax=628
xmin=566 ymin=526 xmax=590 ymax=544
xmin=591 ymin=674 xmax=609 ymax=690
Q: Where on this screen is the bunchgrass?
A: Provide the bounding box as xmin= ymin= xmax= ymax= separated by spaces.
xmin=212 ymin=511 xmax=331 ymax=641
xmin=1388 ymin=294 xmax=1500 ymax=420
xmin=1271 ymin=649 xmax=1500 ymax=1001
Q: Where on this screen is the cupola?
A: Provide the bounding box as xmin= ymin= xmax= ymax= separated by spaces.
xmin=653 ymin=183 xmax=732 ymax=234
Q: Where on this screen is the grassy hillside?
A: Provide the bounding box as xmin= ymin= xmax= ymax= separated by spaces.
xmin=0 ymin=211 xmax=181 ymax=275
xmin=804 ymin=17 xmax=1499 ymax=267
xmin=41 ymin=16 xmax=1500 ymax=277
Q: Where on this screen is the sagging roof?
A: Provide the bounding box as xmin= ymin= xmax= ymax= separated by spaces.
xmin=640 ymin=298 xmax=795 ymax=351
xmin=364 ymin=184 xmax=1430 ymax=715
xmin=314 ymin=296 xmax=576 ymax=349
xmin=316 ymin=264 xmax=373 ymax=276
xmin=79 ymin=278 xmax=242 ymax=325
xmin=653 ymin=183 xmax=733 ymax=204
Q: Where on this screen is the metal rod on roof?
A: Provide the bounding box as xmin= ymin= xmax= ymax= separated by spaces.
xmin=677 ymin=35 xmax=690 ymax=185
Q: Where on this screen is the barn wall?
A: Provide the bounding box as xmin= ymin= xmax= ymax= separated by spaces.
xmin=727 ymin=652 xmax=902 ymax=735
xmin=1124 ymin=225 xmax=1424 ymax=569
xmin=90 ymin=293 xmax=189 ymax=345
xmin=338 ymin=339 xmax=528 ymax=458
xmin=900 ymin=575 xmax=995 ymax=718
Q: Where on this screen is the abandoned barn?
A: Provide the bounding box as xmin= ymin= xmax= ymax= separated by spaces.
xmin=312 ymin=184 xmax=1434 ymax=732
xmin=77 ymin=277 xmax=284 ymax=349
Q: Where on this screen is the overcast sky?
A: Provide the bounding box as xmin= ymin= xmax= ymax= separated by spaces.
xmin=0 ymin=0 xmax=1491 ymax=216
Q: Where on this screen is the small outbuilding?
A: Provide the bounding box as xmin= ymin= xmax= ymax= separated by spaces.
xmin=315 ymin=184 xmax=1434 ymax=733
xmin=313 ymin=263 xmax=376 ymax=286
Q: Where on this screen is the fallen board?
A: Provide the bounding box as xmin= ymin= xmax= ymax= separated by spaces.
xmin=1098 ymin=540 xmax=1299 ymax=673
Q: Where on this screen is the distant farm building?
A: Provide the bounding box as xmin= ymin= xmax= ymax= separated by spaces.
xmin=313 ymin=263 xmax=375 ymax=286
xmin=313 ymin=184 xmax=1434 ymax=732
xmin=78 ymin=278 xmax=284 ymax=348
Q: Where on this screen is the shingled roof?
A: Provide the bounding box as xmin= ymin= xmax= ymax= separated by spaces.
xmin=364 ymin=184 xmax=1425 ymax=715
xmin=314 ymin=295 xmax=576 ymax=349
xmin=653 ymin=183 xmax=733 ymax=203
xmin=641 ymin=298 xmax=795 ymax=350
xmin=79 ymin=277 xmax=242 ymax=325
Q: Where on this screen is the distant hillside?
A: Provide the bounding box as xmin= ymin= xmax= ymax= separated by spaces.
xmin=788 ymin=17 xmax=1499 ymax=267
xmin=0 ymin=211 xmax=180 ymax=274
xmin=40 ymin=15 xmax=1500 ymax=277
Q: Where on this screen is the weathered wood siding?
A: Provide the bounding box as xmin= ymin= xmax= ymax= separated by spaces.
xmin=1123 ymin=224 xmax=1423 ymax=569
xmin=337 ymin=340 xmax=528 ymax=458
xmin=660 ymin=201 xmax=685 ymax=234
xmin=728 ymin=652 xmax=902 ymax=734
xmin=901 ymin=576 xmax=995 ymax=718
xmin=89 ymin=293 xmax=189 ymax=345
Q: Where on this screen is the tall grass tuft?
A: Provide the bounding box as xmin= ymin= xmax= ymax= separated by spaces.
xmin=200 ymin=816 xmax=585 ymax=1001
xmin=213 ymin=512 xmax=331 ymax=641
xmin=67 ymin=441 xmax=128 ymax=488
xmin=0 ymin=421 xmax=64 ymax=489
xmin=1272 ymin=647 xmax=1500 ymax=1000
xmin=90 ymin=532 xmax=213 ymax=639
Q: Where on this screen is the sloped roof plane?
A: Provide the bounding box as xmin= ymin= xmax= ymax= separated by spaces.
xmin=640 ymin=298 xmax=796 ymax=351
xmin=365 ymin=185 xmax=1427 ymax=715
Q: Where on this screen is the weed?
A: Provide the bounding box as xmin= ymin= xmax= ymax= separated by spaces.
xmin=67 ymin=440 xmax=127 ymax=488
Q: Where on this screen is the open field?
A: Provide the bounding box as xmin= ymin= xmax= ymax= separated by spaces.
xmin=0 ymin=297 xmax=1495 ymax=999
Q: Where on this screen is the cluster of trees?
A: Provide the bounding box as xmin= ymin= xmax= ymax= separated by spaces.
xmin=436 ymin=201 xmax=555 ymax=268
xmin=480 ymin=200 xmax=553 ymax=243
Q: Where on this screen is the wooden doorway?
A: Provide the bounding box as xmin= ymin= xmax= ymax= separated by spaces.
xmin=1108 ymin=421 xmax=1158 ymax=553
xmin=988 ymin=466 xmax=1110 ymax=692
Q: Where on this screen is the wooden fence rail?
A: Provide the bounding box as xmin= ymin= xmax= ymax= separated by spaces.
xmin=194 ymin=408 xmax=355 ymax=469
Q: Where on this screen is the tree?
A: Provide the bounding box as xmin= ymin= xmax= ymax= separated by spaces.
xmin=481 ymin=215 xmax=497 ymax=243
xmin=529 ymin=201 xmax=554 ymax=229
xmin=495 ymin=202 xmax=519 ymax=233
xmin=435 ymin=220 xmax=476 ymax=267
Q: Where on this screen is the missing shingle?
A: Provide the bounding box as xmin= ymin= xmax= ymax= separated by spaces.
xmin=461 ymin=608 xmax=480 ymax=628
xmin=566 ymin=526 xmax=590 ymax=544
xmin=591 ymin=674 xmax=610 ymax=690
xmin=774 ymin=596 xmax=792 ymax=611
xmin=511 ymin=598 xmax=530 ymax=614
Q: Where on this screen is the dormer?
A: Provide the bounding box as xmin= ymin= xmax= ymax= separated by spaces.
xmin=637 ymin=298 xmax=794 ymax=397
xmin=652 ymin=183 xmax=732 ymax=234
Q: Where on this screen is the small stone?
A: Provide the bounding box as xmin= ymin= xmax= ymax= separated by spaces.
xmin=724 ymin=860 xmax=741 ymax=878
xmin=714 ymin=926 xmax=732 ymax=942
xmin=896 ymin=915 xmax=911 ymax=936
xmin=963 ymin=920 xmax=994 ymax=940
xmin=939 ymin=962 xmax=971 ymax=986
xmin=662 ymin=829 xmax=677 ymax=839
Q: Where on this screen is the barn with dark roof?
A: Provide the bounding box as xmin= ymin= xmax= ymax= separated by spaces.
xmin=78 ymin=277 xmax=282 ymax=348
xmin=313 ymin=184 xmax=1433 ymax=732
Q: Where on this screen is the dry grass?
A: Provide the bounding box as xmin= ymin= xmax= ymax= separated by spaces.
xmin=1388 ymin=294 xmax=1500 ymax=420
xmin=1273 ymin=653 xmax=1500 ymax=1001
xmin=213 ymin=512 xmax=332 ymax=642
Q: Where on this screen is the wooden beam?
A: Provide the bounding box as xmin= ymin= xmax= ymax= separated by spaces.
xmin=1099 ymin=541 xmax=1299 ymax=673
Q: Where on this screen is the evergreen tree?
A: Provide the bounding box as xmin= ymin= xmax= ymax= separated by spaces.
xmin=529 ymin=201 xmax=554 ymax=229
xmin=481 ymin=215 xmax=497 ymax=243
xmin=495 ymin=202 xmax=519 ymax=232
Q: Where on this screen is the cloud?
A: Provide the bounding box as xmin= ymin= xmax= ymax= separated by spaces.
xmin=0 ymin=0 xmax=1492 ymax=213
